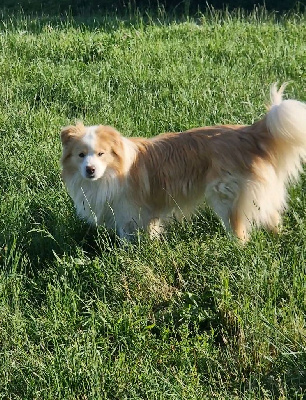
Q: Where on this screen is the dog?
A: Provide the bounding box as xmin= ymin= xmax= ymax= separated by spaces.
xmin=60 ymin=84 xmax=306 ymax=242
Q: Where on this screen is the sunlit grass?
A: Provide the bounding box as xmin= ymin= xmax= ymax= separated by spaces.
xmin=0 ymin=8 xmax=305 ymax=399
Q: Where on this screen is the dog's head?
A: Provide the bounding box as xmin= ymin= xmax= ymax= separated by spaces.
xmin=60 ymin=123 xmax=124 ymax=181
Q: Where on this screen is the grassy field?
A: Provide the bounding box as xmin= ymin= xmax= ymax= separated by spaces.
xmin=0 ymin=7 xmax=305 ymax=399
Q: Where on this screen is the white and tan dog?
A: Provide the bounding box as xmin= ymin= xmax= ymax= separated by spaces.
xmin=60 ymin=84 xmax=306 ymax=242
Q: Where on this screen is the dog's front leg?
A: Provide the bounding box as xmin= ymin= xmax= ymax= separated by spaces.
xmin=116 ymin=219 xmax=140 ymax=243
xmin=148 ymin=218 xmax=165 ymax=239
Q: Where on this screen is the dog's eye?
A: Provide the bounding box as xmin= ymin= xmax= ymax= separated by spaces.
xmin=98 ymin=152 xmax=104 ymax=157
xmin=79 ymin=152 xmax=85 ymax=158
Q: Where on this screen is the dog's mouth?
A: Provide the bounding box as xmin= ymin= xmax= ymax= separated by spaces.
xmin=85 ymin=174 xmax=98 ymax=181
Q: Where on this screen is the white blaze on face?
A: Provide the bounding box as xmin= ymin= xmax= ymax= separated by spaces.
xmin=80 ymin=126 xmax=106 ymax=180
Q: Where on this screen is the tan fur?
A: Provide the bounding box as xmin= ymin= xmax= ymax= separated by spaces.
xmin=60 ymin=85 xmax=306 ymax=242
xmin=129 ymin=120 xmax=271 ymax=210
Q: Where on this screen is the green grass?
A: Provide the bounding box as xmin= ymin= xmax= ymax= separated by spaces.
xmin=0 ymin=8 xmax=305 ymax=399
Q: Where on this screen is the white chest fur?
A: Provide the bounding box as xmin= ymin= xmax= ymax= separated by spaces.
xmin=65 ymin=171 xmax=122 ymax=228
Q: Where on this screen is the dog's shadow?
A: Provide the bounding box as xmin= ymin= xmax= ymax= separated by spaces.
xmin=12 ymin=194 xmax=227 ymax=277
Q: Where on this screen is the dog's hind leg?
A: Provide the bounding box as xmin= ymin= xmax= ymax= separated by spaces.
xmin=205 ymin=175 xmax=243 ymax=238
xmin=229 ymin=207 xmax=249 ymax=242
xmin=266 ymin=210 xmax=282 ymax=235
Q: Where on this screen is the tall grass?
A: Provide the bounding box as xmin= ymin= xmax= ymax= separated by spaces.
xmin=0 ymin=8 xmax=305 ymax=399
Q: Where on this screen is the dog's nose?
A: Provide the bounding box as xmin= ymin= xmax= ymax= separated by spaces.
xmin=86 ymin=165 xmax=95 ymax=176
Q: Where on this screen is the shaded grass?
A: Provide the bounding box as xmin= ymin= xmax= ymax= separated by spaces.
xmin=0 ymin=8 xmax=305 ymax=399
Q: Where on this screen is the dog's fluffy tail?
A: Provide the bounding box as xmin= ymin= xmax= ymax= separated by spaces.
xmin=266 ymin=83 xmax=306 ymax=145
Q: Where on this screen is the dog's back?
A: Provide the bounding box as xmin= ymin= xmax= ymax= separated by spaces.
xmin=128 ymin=84 xmax=306 ymax=240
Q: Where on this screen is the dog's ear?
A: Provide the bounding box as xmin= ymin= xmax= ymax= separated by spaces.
xmin=97 ymin=125 xmax=122 ymax=145
xmin=60 ymin=123 xmax=84 ymax=145
xmin=60 ymin=125 xmax=76 ymax=145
